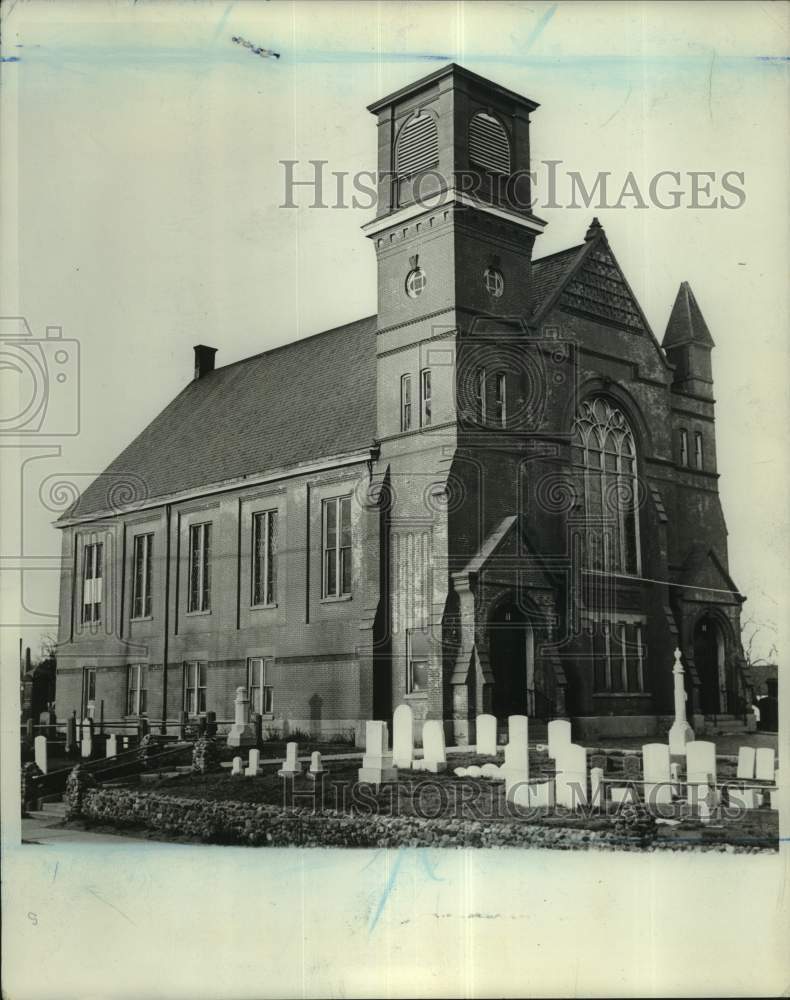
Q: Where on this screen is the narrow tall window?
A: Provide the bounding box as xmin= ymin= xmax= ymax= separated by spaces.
xmin=127 ymin=664 xmax=147 ymax=716
xmin=183 ymin=661 xmax=207 ymax=715
xmin=188 ymin=523 xmax=212 ymax=612
xmin=680 ymin=429 xmax=689 ymax=467
xmin=132 ymin=533 xmax=153 ymax=619
xmin=420 ymin=369 xmax=432 ymax=427
xmin=572 ymin=397 xmax=640 ymax=575
xmin=252 ymin=511 xmax=277 ymax=606
xmin=323 ymin=496 xmax=352 ymax=598
xmin=248 ymin=657 xmax=273 ymax=715
xmin=400 ymin=374 xmax=412 ymax=432
xmin=694 ymin=431 xmax=703 ymax=470
xmin=81 ymin=667 xmax=96 ymax=718
xmin=495 ymin=372 xmax=507 ymax=428
xmin=475 ymin=367 xmax=486 ymax=423
xmin=407 ymin=628 xmax=430 ymax=693
xmin=81 ymin=541 xmax=103 ymax=623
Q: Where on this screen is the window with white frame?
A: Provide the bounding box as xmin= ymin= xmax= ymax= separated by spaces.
xmin=420 ymin=368 xmax=432 ymax=427
xmin=252 ymin=510 xmax=277 ymax=606
xmin=407 ymin=628 xmax=430 ymax=693
xmin=183 ymin=661 xmax=207 ymax=715
xmin=400 ymin=374 xmax=412 ymax=432
xmin=679 ymin=428 xmax=689 ymax=467
xmin=132 ymin=533 xmax=153 ymax=619
xmin=127 ymin=663 xmax=147 ymax=716
xmin=247 ymin=657 xmax=273 ymax=715
xmin=322 ymin=496 xmax=352 ymax=598
xmin=591 ymin=620 xmax=645 ymax=693
xmin=475 ymin=366 xmax=486 ymax=423
xmin=188 ymin=522 xmax=212 ymax=612
xmin=694 ymin=431 xmax=703 ymax=470
xmin=81 ymin=541 xmax=103 ymax=623
xmin=571 ymin=397 xmax=641 ymax=575
xmin=495 ymin=372 xmax=507 ymax=428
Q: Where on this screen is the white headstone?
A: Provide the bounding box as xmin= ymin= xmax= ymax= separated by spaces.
xmin=466 ymin=765 xmax=482 ymax=778
xmin=278 ymin=741 xmax=302 ymax=777
xmin=481 ymin=763 xmax=501 ymax=780
xmin=245 ymin=748 xmax=260 ymax=777
xmin=309 ymin=751 xmax=324 ymax=776
xmin=421 ymin=720 xmax=447 ymax=773
xmin=80 ymin=728 xmax=93 ymax=759
xmin=476 ymin=714 xmax=497 ymax=756
xmin=736 ymin=746 xmax=756 ymax=780
xmin=106 ymin=734 xmax=118 ymax=758
xmin=453 ymin=766 xmax=468 ymax=777
xmin=643 ymin=743 xmax=672 ymax=807
xmin=668 ymin=648 xmax=695 ymax=754
xmin=508 ymin=715 xmax=528 ymax=749
xmin=227 ymin=686 xmax=256 ymax=748
xmin=547 ymin=719 xmax=572 ymax=759
xmin=231 ymin=756 xmax=243 ymax=776
xmin=755 ymin=748 xmax=775 ymax=783
xmin=504 ymin=725 xmax=530 ymax=802
xmin=34 ymin=735 xmax=48 ymax=774
xmin=555 ymin=743 xmax=588 ymax=809
xmin=358 ymin=721 xmax=397 ymax=784
xmin=392 ymin=704 xmax=414 ymax=769
xmin=590 ymin=766 xmax=604 ymax=809
xmin=686 ymin=740 xmax=718 ymax=806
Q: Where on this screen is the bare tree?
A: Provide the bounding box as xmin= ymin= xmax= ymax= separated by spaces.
xmin=740 ymin=614 xmax=778 ymax=667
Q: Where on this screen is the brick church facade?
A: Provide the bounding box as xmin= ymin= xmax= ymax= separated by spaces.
xmin=55 ymin=64 xmax=751 ymax=743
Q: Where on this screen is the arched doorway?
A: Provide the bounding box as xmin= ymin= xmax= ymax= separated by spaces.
xmin=693 ymin=614 xmax=726 ymax=714
xmin=489 ymin=602 xmax=535 ymax=719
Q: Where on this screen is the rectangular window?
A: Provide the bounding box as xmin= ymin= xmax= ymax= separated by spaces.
xmin=81 ymin=667 xmax=96 ymax=718
xmin=420 ymin=369 xmax=432 ymax=427
xmin=188 ymin=523 xmax=212 ymax=612
xmin=475 ymin=367 xmax=486 ymax=422
xmin=183 ymin=661 xmax=207 ymax=715
xmin=247 ymin=656 xmax=273 ymax=715
xmin=407 ymin=628 xmax=430 ymax=693
xmin=81 ymin=541 xmax=103 ymax=623
xmin=322 ymin=496 xmax=352 ymax=598
xmin=132 ymin=533 xmax=153 ymax=619
xmin=127 ymin=664 xmax=147 ymax=716
xmin=400 ymin=374 xmax=412 ymax=432
xmin=694 ymin=431 xmax=703 ymax=470
xmin=495 ymin=372 xmax=507 ymax=428
xmin=679 ymin=429 xmax=689 ymax=467
xmin=592 ymin=620 xmax=645 ymax=693
xmin=252 ymin=510 xmax=278 ymax=606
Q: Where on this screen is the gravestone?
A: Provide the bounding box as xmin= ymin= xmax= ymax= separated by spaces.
xmin=308 ymin=751 xmax=325 ymax=780
xmin=476 ymin=714 xmax=497 ymax=756
xmin=555 ymin=743 xmax=588 ymax=809
xmin=623 ymin=754 xmax=642 ymax=779
xmin=668 ymin=647 xmax=694 ymax=754
xmin=245 ymin=749 xmax=261 ymax=777
xmin=80 ymin=719 xmax=93 ymax=759
xmin=590 ymin=766 xmax=604 ymax=809
xmin=231 ymin=756 xmax=243 ymax=777
xmin=755 ymin=748 xmax=775 ymax=783
xmin=736 ymin=746 xmax=756 ymax=780
xmin=481 ymin=763 xmax=501 ymax=780
xmin=278 ymin=742 xmax=302 ymax=778
xmin=642 ymin=743 xmax=672 ymax=807
xmin=392 ymin=704 xmax=414 ymax=769
xmin=686 ymin=740 xmax=718 ymax=807
xmin=466 ymin=765 xmax=482 ymax=778
xmin=421 ymin=720 xmax=447 ymax=773
xmin=504 ymin=721 xmax=530 ymax=803
xmin=358 ymin=720 xmax=397 ymax=785
xmin=106 ymin=734 xmax=118 ymax=758
xmin=547 ymin=719 xmax=572 ymax=759
xmin=34 ymin=735 xmax=48 ymax=775
xmin=227 ymin=687 xmax=256 ymax=748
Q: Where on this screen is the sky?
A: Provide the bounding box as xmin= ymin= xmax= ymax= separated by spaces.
xmin=1 ymin=0 xmax=788 ymax=665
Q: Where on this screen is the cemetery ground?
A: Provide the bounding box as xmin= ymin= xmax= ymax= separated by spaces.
xmin=38 ymin=738 xmax=779 ymax=853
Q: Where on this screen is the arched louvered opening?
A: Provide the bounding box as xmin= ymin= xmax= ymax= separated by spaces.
xmin=395 ymin=111 xmax=439 ymax=177
xmin=468 ymin=111 xmax=511 ymax=175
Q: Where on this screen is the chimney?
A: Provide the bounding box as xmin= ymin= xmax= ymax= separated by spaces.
xmin=193 ymin=345 xmax=217 ymax=380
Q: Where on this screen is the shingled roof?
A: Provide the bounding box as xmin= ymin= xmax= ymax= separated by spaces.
xmin=64 ymin=315 xmax=378 ymax=520
xmin=663 ymin=281 xmax=715 ymax=348
xmin=530 ymin=243 xmax=586 ymax=317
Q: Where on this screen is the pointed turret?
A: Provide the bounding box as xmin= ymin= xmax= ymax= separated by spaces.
xmin=662 ymin=282 xmax=714 ymax=398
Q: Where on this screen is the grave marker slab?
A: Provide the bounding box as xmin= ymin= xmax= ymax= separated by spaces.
xmin=106 ymin=734 xmax=118 ymax=759
xmin=34 ymin=735 xmax=48 ymax=774
xmin=227 ymin=687 xmax=256 ymax=748
xmin=231 ymin=756 xmax=243 ymax=776
xmin=736 ymin=747 xmax=756 ymax=780
xmin=547 ymin=719 xmax=572 ymax=759
xmin=686 ymin=741 xmax=718 ymax=807
xmin=308 ymin=751 xmax=325 ymax=780
xmin=643 ymin=743 xmax=672 ymax=807
xmin=555 ymin=743 xmax=588 ymax=809
xmin=755 ymin=748 xmax=775 ymax=783
xmin=358 ymin=721 xmax=397 ymax=785
xmin=278 ymin=742 xmax=303 ymax=778
xmin=245 ymin=749 xmax=261 ymax=777
xmin=476 ymin=714 xmax=497 ymax=756
xmin=392 ymin=704 xmax=414 ymax=769
xmin=421 ymin=720 xmax=447 ymax=774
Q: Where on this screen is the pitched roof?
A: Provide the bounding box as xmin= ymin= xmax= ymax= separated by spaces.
xmin=663 ymin=281 xmax=715 ymax=349
xmin=530 ymin=244 xmax=586 ymax=317
xmin=64 ymin=315 xmax=377 ymax=521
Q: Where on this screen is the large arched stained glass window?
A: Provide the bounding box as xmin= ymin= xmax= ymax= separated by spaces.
xmin=571 ymin=397 xmax=641 ymax=575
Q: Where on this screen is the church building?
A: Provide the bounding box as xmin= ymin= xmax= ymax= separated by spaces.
xmin=55 ymin=64 xmax=751 ymax=743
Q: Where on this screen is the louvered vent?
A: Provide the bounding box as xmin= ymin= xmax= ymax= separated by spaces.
xmin=468 ymin=112 xmax=511 ymax=174
xmin=395 ymin=112 xmax=439 ymax=177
